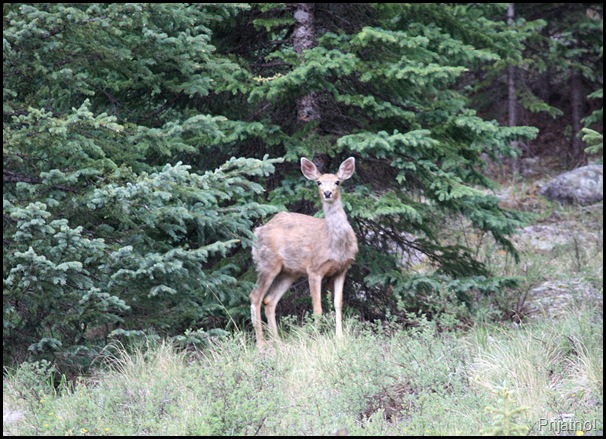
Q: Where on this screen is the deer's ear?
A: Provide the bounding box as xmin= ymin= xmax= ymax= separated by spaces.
xmin=301 ymin=157 xmax=320 ymax=180
xmin=337 ymin=157 xmax=355 ymax=181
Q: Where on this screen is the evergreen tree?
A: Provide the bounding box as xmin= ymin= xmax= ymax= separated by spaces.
xmin=216 ymin=3 xmax=537 ymax=322
xmin=3 ymin=3 xmax=279 ymax=371
xmin=475 ymin=3 xmax=603 ymax=165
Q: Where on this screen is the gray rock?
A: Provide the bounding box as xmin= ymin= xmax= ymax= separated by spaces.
xmin=3 ymin=409 xmax=25 ymax=424
xmin=539 ymin=164 xmax=603 ymax=205
xmin=523 ymin=279 xmax=602 ymax=319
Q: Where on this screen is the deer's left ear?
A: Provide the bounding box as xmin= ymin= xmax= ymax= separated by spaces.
xmin=337 ymin=157 xmax=355 ymax=181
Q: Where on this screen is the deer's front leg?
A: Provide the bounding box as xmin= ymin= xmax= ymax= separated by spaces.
xmin=308 ymin=273 xmax=323 ymax=326
xmin=332 ymin=270 xmax=347 ymax=338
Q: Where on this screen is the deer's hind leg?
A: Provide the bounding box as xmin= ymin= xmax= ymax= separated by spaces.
xmin=263 ymin=273 xmax=297 ymax=341
xmin=250 ymin=267 xmax=281 ymax=348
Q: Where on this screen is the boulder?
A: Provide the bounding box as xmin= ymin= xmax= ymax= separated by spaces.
xmin=523 ymin=278 xmax=602 ymax=319
xmin=539 ymin=164 xmax=603 ymax=205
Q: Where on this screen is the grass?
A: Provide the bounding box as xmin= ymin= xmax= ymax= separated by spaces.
xmin=3 ymin=188 xmax=603 ymax=436
xmin=3 ymin=307 xmax=602 ymax=436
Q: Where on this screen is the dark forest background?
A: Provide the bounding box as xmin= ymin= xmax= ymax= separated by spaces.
xmin=3 ymin=3 xmax=602 ymax=374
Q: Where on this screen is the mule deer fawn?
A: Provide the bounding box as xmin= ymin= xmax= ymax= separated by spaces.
xmin=250 ymin=157 xmax=358 ymax=348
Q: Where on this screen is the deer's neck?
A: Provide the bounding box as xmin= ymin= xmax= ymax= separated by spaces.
xmin=323 ymin=199 xmax=357 ymax=261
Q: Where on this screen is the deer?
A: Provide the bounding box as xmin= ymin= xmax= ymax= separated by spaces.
xmin=250 ymin=156 xmax=358 ymax=348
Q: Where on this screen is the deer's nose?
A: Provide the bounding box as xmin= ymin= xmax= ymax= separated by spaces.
xmin=323 ymin=190 xmax=332 ymax=198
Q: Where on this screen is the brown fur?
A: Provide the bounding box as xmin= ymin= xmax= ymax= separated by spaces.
xmin=250 ymin=157 xmax=358 ymax=347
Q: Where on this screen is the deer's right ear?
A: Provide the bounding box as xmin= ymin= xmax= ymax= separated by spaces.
xmin=301 ymin=157 xmax=320 ymax=180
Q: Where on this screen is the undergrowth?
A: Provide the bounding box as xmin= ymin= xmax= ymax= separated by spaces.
xmin=3 ymin=187 xmax=603 ymax=436
xmin=3 ymin=304 xmax=602 ymax=435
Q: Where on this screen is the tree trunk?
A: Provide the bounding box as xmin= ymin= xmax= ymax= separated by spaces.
xmin=569 ymin=68 xmax=586 ymax=165
xmin=507 ymin=3 xmax=521 ymax=176
xmin=293 ymin=3 xmax=320 ymax=124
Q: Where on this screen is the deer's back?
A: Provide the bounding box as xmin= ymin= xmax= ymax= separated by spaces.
xmin=252 ymin=212 xmax=355 ymax=276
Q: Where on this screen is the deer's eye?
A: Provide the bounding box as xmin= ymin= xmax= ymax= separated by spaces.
xmin=335 ymin=181 xmax=340 ymax=186
xmin=317 ymin=181 xmax=322 ymax=186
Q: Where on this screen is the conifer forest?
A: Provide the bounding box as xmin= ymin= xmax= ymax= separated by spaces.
xmin=3 ymin=3 xmax=603 ymax=377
